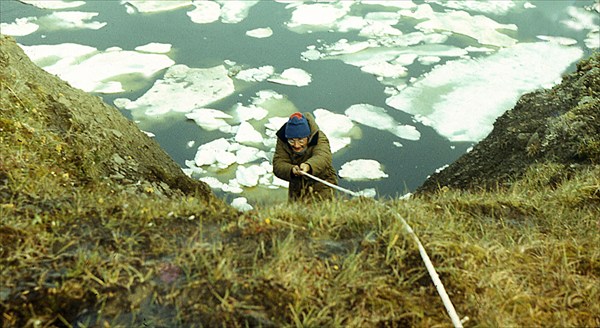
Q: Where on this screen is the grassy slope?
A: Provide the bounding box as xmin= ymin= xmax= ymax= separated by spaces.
xmin=1 ymin=38 xmax=599 ymax=327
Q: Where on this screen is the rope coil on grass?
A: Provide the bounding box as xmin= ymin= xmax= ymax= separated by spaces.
xmin=300 ymin=171 xmax=464 ymax=328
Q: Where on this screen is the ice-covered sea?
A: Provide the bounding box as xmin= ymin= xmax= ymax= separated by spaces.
xmin=2 ymin=0 xmax=598 ymax=209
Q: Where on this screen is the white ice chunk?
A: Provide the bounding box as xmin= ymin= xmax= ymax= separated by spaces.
xmin=235 ymin=146 xmax=267 ymax=164
xmin=219 ymin=1 xmax=260 ymax=24
xmin=116 ymin=64 xmax=234 ymax=116
xmin=360 ymin=1 xmax=417 ymax=9
xmin=200 ymin=176 xmax=224 ymax=189
xmin=272 ymin=175 xmax=289 ymax=188
xmin=391 ymin=125 xmax=421 ymax=141
xmin=234 ymin=122 xmax=264 ymax=145
xmin=236 ymin=66 xmax=275 ymax=82
xmin=418 ymin=56 xmax=441 ymax=65
xmin=265 ymin=116 xmax=289 ymax=133
xmin=246 ymin=27 xmax=273 ymax=38
xmin=231 ymin=103 xmax=268 ymax=122
xmin=425 ymin=0 xmax=517 ymax=15
xmin=223 ymin=179 xmax=244 ymax=193
xmin=231 ymin=197 xmax=253 ymax=212
xmin=194 ymin=138 xmax=236 ymax=168
xmin=182 ymin=162 xmax=206 ymax=177
xmin=43 ymin=11 xmax=106 ymax=30
xmin=186 ymin=108 xmax=232 ymax=131
xmin=268 ymin=68 xmax=312 ymax=87
xmin=314 ymin=108 xmax=355 ymax=153
xmin=20 ymin=0 xmax=85 ymax=9
xmin=287 ymin=3 xmax=352 ymax=32
xmin=236 ymin=164 xmax=268 ymax=187
xmin=584 ymin=29 xmax=600 ymax=50
xmin=356 ymin=188 xmax=377 ymax=198
xmin=339 ymin=159 xmax=389 ymax=181
xmin=20 ymin=43 xmax=174 ymax=94
xmin=386 ymin=42 xmax=583 ymax=142
xmin=404 ymin=4 xmax=518 ymax=47
xmin=1 ymin=18 xmax=39 ymax=36
xmin=360 ymin=61 xmax=407 ymax=78
xmin=345 ymin=104 xmax=420 ymax=141
xmin=187 ymin=1 xmax=221 ymax=24
xmin=122 ymin=0 xmax=192 ymax=13
xmin=135 ymin=42 xmax=172 ymax=53
xmin=536 ymin=35 xmax=578 ymax=46
xmin=561 ymin=6 xmax=599 ymax=31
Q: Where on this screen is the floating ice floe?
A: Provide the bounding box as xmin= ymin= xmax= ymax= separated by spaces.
xmin=235 ymin=66 xmax=275 ymax=82
xmin=425 ymin=0 xmax=518 ymax=15
xmin=219 ymin=0 xmax=260 ymax=24
xmin=20 ymin=43 xmax=175 ymax=93
xmin=115 ymin=64 xmax=235 ymax=116
xmin=193 ymin=138 xmax=267 ymax=170
xmin=200 ymin=177 xmax=243 ymax=194
xmin=42 ymin=11 xmax=107 ymax=30
xmin=402 ymin=4 xmax=518 ymax=48
xmin=186 ymin=108 xmax=232 ymax=132
xmin=135 ymin=42 xmax=172 ymax=53
xmin=286 ymin=2 xmax=354 ymax=33
xmin=311 ymin=40 xmax=468 ymax=82
xmin=187 ymin=0 xmax=260 ymax=24
xmin=234 ymin=122 xmax=264 ymax=145
xmin=2 ymin=11 xmax=106 ymax=36
xmin=584 ymin=29 xmax=600 ymax=49
xmin=314 ymin=108 xmax=355 ymax=154
xmin=20 ymin=0 xmax=85 ymax=9
xmin=246 ymin=27 xmax=273 ymax=38
xmin=231 ymin=197 xmax=253 ymax=212
xmin=1 ymin=18 xmax=39 ymax=36
xmin=194 ymin=138 xmax=236 ymax=169
xmin=339 ymin=159 xmax=388 ymax=181
xmin=345 ymin=104 xmax=420 ymax=141
xmin=536 ymin=35 xmax=578 ymax=46
xmin=561 ymin=6 xmax=599 ymax=31
xmin=187 ymin=1 xmax=221 ymax=23
xmin=231 ymin=103 xmax=268 ymax=122
xmin=385 ymin=42 xmax=583 ymax=142
xmin=122 ymin=0 xmax=192 ymax=14
xmin=236 ymin=164 xmax=268 ymax=187
xmin=268 ymin=68 xmax=312 ymax=87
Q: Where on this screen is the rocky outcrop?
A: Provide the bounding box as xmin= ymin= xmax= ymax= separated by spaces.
xmin=418 ymin=52 xmax=600 ymax=193
xmin=0 ymin=35 xmax=211 ymax=197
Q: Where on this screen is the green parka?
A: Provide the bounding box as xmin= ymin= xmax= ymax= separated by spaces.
xmin=273 ymin=112 xmax=338 ymax=202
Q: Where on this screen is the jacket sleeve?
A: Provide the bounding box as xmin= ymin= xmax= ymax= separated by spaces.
xmin=304 ymin=132 xmax=333 ymax=177
xmin=272 ymin=138 xmax=294 ymax=181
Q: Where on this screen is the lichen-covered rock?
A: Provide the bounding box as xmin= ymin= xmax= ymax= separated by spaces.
xmin=418 ymin=52 xmax=600 ymax=193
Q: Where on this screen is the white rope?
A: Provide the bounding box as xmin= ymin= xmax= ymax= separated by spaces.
xmin=299 ymin=171 xmax=359 ymax=197
xmin=300 ymin=170 xmax=464 ymax=328
xmin=388 ymin=209 xmax=464 ymax=328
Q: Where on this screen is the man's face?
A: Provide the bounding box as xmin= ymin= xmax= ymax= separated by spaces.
xmin=288 ymin=137 xmax=308 ymax=153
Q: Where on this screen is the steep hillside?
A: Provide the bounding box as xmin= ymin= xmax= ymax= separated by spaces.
xmin=418 ymin=52 xmax=600 ymax=193
xmin=0 ymin=35 xmax=211 ymax=197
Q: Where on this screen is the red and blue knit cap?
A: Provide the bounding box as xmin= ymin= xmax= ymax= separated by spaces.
xmin=285 ymin=112 xmax=310 ymax=139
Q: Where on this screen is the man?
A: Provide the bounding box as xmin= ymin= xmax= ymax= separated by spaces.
xmin=273 ymin=112 xmax=338 ymax=202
